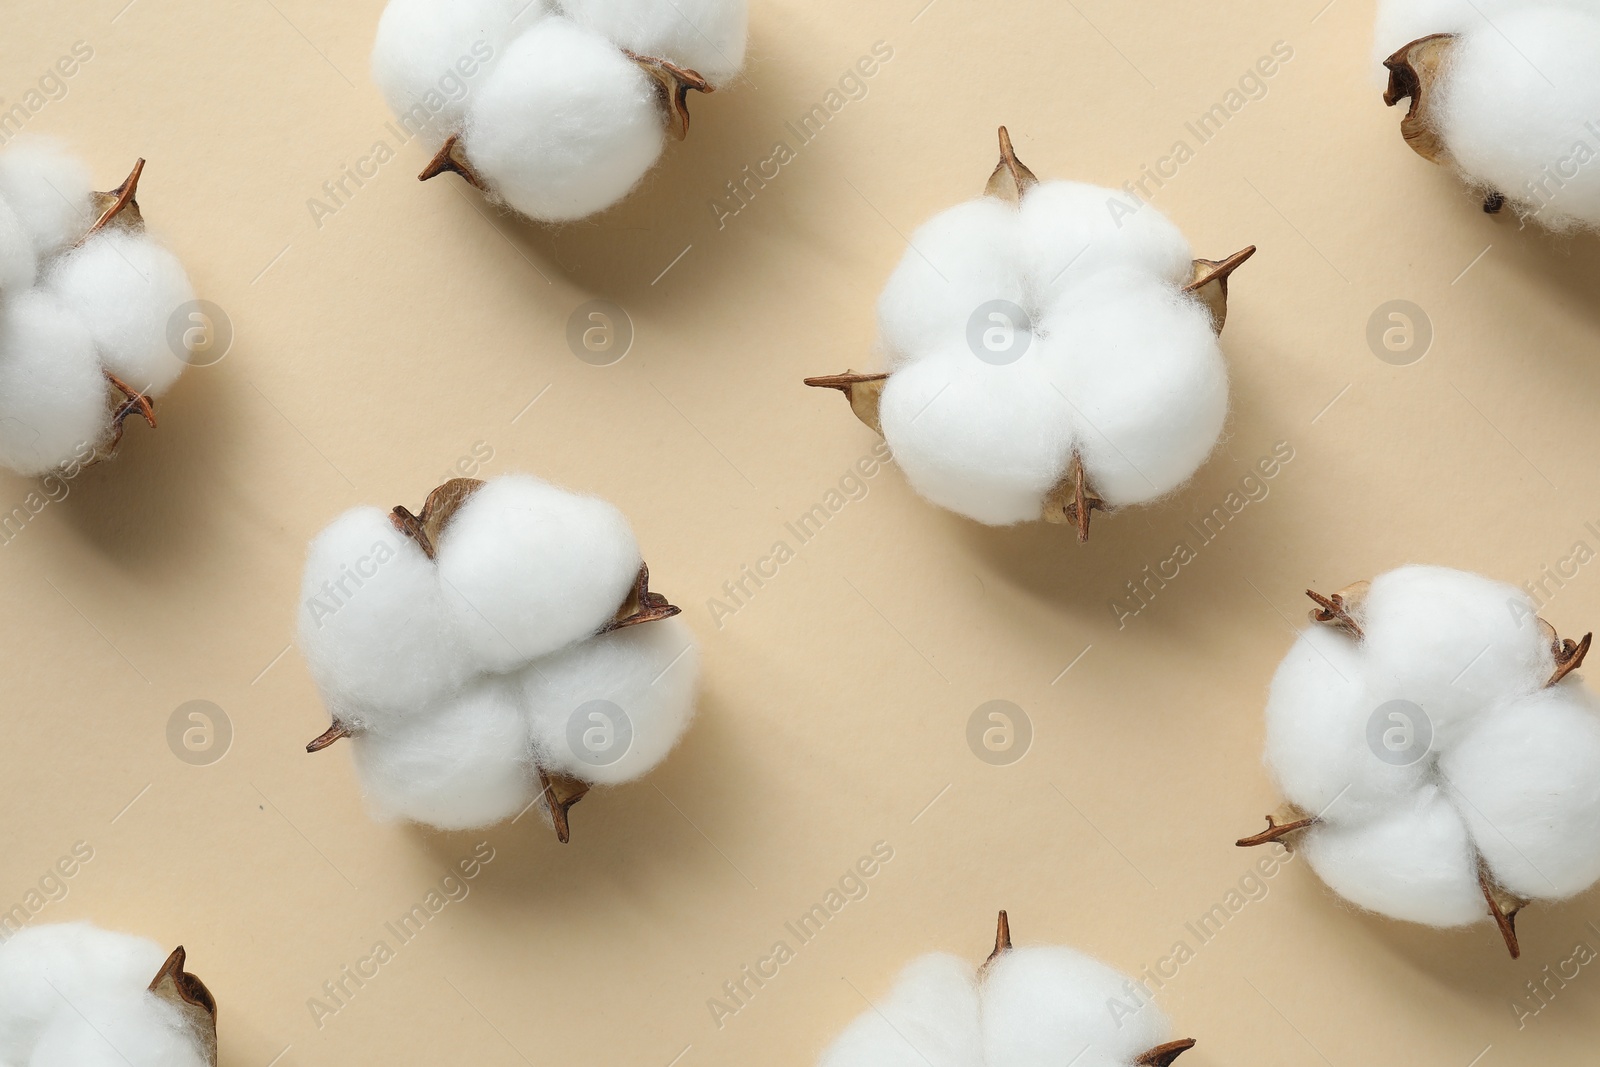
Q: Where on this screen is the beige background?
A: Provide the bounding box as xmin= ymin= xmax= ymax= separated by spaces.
xmin=3 ymin=0 xmax=1600 ymax=1063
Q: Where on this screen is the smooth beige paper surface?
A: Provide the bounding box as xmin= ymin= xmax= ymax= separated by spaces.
xmin=3 ymin=0 xmax=1600 ymax=1063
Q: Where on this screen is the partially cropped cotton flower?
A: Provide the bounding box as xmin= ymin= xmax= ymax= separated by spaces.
xmin=298 ymin=474 xmax=698 ymax=838
xmin=820 ymin=913 xmax=1196 ymax=1067
xmin=806 ymin=129 xmax=1251 ymax=539
xmin=1376 ymin=0 xmax=1600 ymax=228
xmin=0 ymin=923 xmax=217 ymax=1067
xmin=371 ymin=0 xmax=747 ymax=222
xmin=0 ymin=138 xmax=195 ymax=476
xmin=1243 ymin=564 xmax=1600 ymax=957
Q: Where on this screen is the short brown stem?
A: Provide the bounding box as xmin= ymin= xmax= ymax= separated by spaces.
xmin=1236 ymin=812 xmax=1318 ymax=848
xmin=1135 ymin=1039 xmax=1197 ymax=1067
xmin=306 ymin=722 xmax=351 ymax=753
xmin=1306 ymin=588 xmax=1364 ymax=640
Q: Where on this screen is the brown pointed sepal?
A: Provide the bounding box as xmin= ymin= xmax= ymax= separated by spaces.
xmin=1478 ymin=861 xmax=1529 ymax=959
xmin=1041 ymin=454 xmax=1105 ymax=543
xmin=804 ymin=370 xmax=889 ymax=435
xmin=984 ymin=126 xmax=1038 ymax=204
xmin=149 ymin=946 xmax=218 ymax=1067
xmin=982 ymin=909 xmax=1012 ymax=969
xmin=418 ymin=134 xmax=488 ymax=191
xmin=1540 ymin=619 xmax=1591 ymax=688
xmin=1135 ymin=1039 xmax=1197 ymax=1067
xmin=537 ymin=767 xmax=592 ymax=844
xmin=602 ymin=563 xmax=682 ymax=633
xmin=390 ymin=477 xmax=486 ymax=560
xmin=82 ymin=158 xmax=146 ymax=242
xmin=1237 ymin=805 xmax=1318 ymax=851
xmin=1382 ymin=34 xmax=1458 ymax=165
xmin=626 ymin=51 xmax=713 ymax=141
xmin=306 ymin=721 xmax=354 ymax=754
xmin=1182 ymin=246 xmax=1256 ymax=334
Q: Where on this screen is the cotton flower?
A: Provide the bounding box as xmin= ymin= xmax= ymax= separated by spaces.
xmin=805 ymin=128 xmax=1252 ymax=538
xmin=1240 ymin=564 xmax=1600 ymax=957
xmin=0 ymin=138 xmax=195 ymax=476
xmin=371 ymin=0 xmax=747 ymax=222
xmin=0 ymin=923 xmax=217 ymax=1067
xmin=298 ymin=474 xmax=699 ymax=839
xmin=819 ymin=912 xmax=1196 ymax=1067
xmin=1377 ymin=0 xmax=1600 ymax=228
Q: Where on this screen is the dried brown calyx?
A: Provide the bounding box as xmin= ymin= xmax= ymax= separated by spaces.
xmin=1382 ymin=34 xmax=1505 ymax=214
xmin=77 ymin=159 xmax=159 ymax=468
xmin=1238 ymin=576 xmax=1591 ymax=957
xmin=981 ymin=911 xmax=1196 ymax=1064
xmin=804 ymin=126 xmax=1254 ymax=543
xmin=304 ymin=478 xmax=682 ymax=844
xmin=418 ymin=53 xmax=714 ymax=190
xmin=149 ymin=946 xmax=218 ymax=1066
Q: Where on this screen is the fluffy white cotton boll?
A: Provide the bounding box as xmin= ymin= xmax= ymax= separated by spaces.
xmin=298 ymin=507 xmax=469 ymax=725
xmin=0 ymin=289 xmax=107 ymax=475
xmin=878 ymin=347 xmax=1074 ymax=526
xmin=370 ymin=0 xmax=546 ymax=149
xmin=982 ymin=946 xmax=1170 ymax=1067
xmin=876 ymin=197 xmax=1024 ymax=369
xmin=1017 ymin=182 xmax=1193 ymax=304
xmin=1373 ymin=0 xmax=1485 ymax=63
xmin=435 ymin=474 xmax=642 ymax=672
xmin=1039 ymin=273 xmax=1225 ymax=507
xmin=45 ymin=230 xmax=195 ymax=397
xmin=29 ymin=997 xmax=206 ymax=1067
xmin=0 ymin=924 xmax=206 ymax=1067
xmin=0 ymin=138 xmax=92 ymax=258
xmin=557 ymin=0 xmax=748 ymax=85
xmin=818 ymin=953 xmax=982 ymax=1067
xmin=1360 ymin=566 xmax=1552 ymax=742
xmin=1301 ymin=788 xmax=1489 ymax=926
xmin=466 ymin=18 xmax=665 ymax=222
xmin=1264 ymin=625 xmax=1428 ymax=823
xmin=351 ymin=677 xmax=534 ymax=829
xmin=524 ymin=616 xmax=699 ymax=786
xmin=0 ymin=198 xmax=39 ymax=294
xmin=1441 ymin=685 xmax=1600 ymax=899
xmin=1431 ymin=8 xmax=1600 ymax=228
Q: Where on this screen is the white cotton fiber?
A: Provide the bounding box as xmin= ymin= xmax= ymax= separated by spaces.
xmin=298 ymin=474 xmax=700 ymax=832
xmin=1376 ymin=0 xmax=1600 ymax=228
xmin=523 ymin=615 xmax=699 ymax=786
xmin=435 ymin=474 xmax=641 ymax=672
xmin=298 ymin=507 xmax=470 ymax=725
xmin=0 ymin=137 xmax=92 ymax=258
xmin=0 ymin=198 xmax=39 ymax=294
xmin=466 ymin=18 xmax=666 ymax=222
xmin=0 ymin=290 xmax=108 ymax=475
xmin=1299 ymin=787 xmax=1489 ymax=926
xmin=871 ymin=182 xmax=1228 ymax=526
xmin=370 ymin=0 xmax=545 ymax=149
xmin=351 ymin=677 xmax=534 ymax=829
xmin=46 ymin=230 xmax=195 ymax=397
xmin=820 ymin=939 xmax=1186 ymax=1067
xmin=0 ymin=923 xmax=208 ymax=1067
xmin=819 ymin=953 xmax=982 ymax=1067
xmin=1261 ymin=563 xmax=1600 ymax=933
xmin=557 ymin=0 xmax=748 ymax=85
